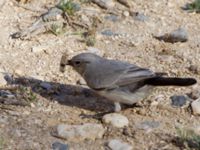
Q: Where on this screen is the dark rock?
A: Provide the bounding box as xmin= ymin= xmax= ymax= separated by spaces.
xmin=188 ymin=88 xmax=200 ymax=100
xmin=52 ymin=142 xmax=69 ymax=150
xmin=155 ymin=28 xmax=188 ymax=43
xmin=40 ymin=82 xmax=52 ymax=90
xmin=170 ymin=95 xmax=187 ymax=107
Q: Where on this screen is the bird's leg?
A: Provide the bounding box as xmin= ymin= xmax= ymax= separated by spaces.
xmin=114 ymin=102 xmax=121 ymax=112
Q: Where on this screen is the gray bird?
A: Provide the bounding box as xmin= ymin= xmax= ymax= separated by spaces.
xmin=60 ymin=53 xmax=197 ymax=112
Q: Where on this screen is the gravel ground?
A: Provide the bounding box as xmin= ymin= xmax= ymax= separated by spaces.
xmin=0 ymin=0 xmax=200 ymax=149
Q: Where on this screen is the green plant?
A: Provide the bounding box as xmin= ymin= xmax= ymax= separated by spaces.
xmin=176 ymin=127 xmax=200 ymax=149
xmin=57 ymin=0 xmax=80 ymax=15
xmin=50 ymin=23 xmax=65 ymax=35
xmin=185 ymin=0 xmax=200 ymax=13
xmin=18 ymin=86 xmax=37 ymax=103
xmin=85 ymin=36 xmax=96 ymax=46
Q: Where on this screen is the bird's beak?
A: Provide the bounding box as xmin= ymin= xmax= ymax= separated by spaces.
xmin=60 ymin=60 xmax=73 ymax=73
xmin=66 ymin=60 xmax=72 ymax=66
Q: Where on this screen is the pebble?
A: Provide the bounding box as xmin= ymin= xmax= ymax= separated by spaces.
xmin=0 ymin=90 xmax=15 ymax=98
xmin=40 ymin=82 xmax=52 ymax=90
xmin=104 ymin=15 xmax=119 ymax=22
xmin=155 ymin=28 xmax=188 ymax=43
xmin=101 ymin=30 xmax=118 ymax=36
xmin=170 ymin=95 xmax=188 ymax=107
xmin=136 ymin=120 xmax=160 ymax=132
xmin=52 ymin=141 xmax=69 ymax=150
xmin=123 ymin=11 xmax=129 ymax=17
xmin=191 ymin=98 xmax=200 ymax=115
xmin=55 ymin=123 xmax=105 ymax=141
xmin=81 ymin=15 xmax=91 ymax=26
xmin=92 ymin=0 xmax=115 ymax=9
xmin=102 ymin=113 xmax=129 ymax=128
xmin=107 ymin=139 xmax=133 ymax=150
xmin=188 ymin=87 xmax=200 ymax=100
xmin=0 ymin=73 xmax=7 ymax=86
xmin=4 ymin=74 xmax=13 ymax=84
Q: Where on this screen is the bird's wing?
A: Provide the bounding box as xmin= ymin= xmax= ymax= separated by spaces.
xmin=84 ymin=60 xmax=155 ymax=90
xmin=115 ymin=65 xmax=155 ymax=87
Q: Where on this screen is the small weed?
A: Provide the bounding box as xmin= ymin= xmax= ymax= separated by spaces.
xmin=85 ymin=36 xmax=96 ymax=46
xmin=17 ymin=86 xmax=37 ymax=103
xmin=57 ymin=0 xmax=80 ymax=15
xmin=184 ymin=0 xmax=200 ymax=13
xmin=176 ymin=127 xmax=200 ymax=149
xmin=50 ymin=23 xmax=65 ymax=35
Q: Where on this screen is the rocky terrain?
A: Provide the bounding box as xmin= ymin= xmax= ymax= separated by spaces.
xmin=0 ymin=0 xmax=200 ymax=149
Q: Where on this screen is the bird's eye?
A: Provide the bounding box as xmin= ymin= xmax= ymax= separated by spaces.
xmin=75 ymin=61 xmax=81 ymax=65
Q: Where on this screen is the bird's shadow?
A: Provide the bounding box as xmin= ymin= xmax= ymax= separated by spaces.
xmin=5 ymin=75 xmax=114 ymax=113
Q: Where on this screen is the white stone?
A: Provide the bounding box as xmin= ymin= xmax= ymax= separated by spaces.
xmin=108 ymin=139 xmax=133 ymax=150
xmin=102 ymin=113 xmax=129 ymax=128
xmin=56 ymin=123 xmax=105 ymax=141
xmin=123 ymin=11 xmax=129 ymax=17
xmin=191 ymin=98 xmax=200 ymax=115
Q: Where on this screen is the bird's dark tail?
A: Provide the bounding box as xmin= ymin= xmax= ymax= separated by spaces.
xmin=145 ymin=77 xmax=197 ymax=86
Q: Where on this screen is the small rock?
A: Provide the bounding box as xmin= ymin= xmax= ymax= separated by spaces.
xmin=102 ymin=113 xmax=129 ymax=128
xmin=136 ymin=120 xmax=160 ymax=132
xmin=131 ymin=12 xmax=149 ymax=22
xmin=155 ymin=28 xmax=188 ymax=43
xmin=0 ymin=73 xmax=7 ymax=86
xmin=55 ymin=123 xmax=105 ymax=141
xmin=0 ymin=90 xmax=15 ymax=98
xmin=170 ymin=95 xmax=187 ymax=107
xmin=92 ymin=0 xmax=115 ymax=9
xmin=107 ymin=139 xmax=133 ymax=150
xmin=188 ymin=88 xmax=200 ymax=100
xmin=81 ymin=15 xmax=91 ymax=26
xmin=123 ymin=11 xmax=129 ymax=17
xmin=104 ymin=15 xmax=119 ymax=22
xmin=101 ymin=30 xmax=118 ymax=36
xmin=52 ymin=141 xmax=69 ymax=150
xmin=191 ymin=98 xmax=200 ymax=115
xmin=4 ymin=74 xmax=13 ymax=84
xmin=40 ymin=82 xmax=52 ymax=90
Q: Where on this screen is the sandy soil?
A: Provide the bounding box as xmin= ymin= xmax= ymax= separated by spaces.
xmin=0 ymin=0 xmax=200 ymax=149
